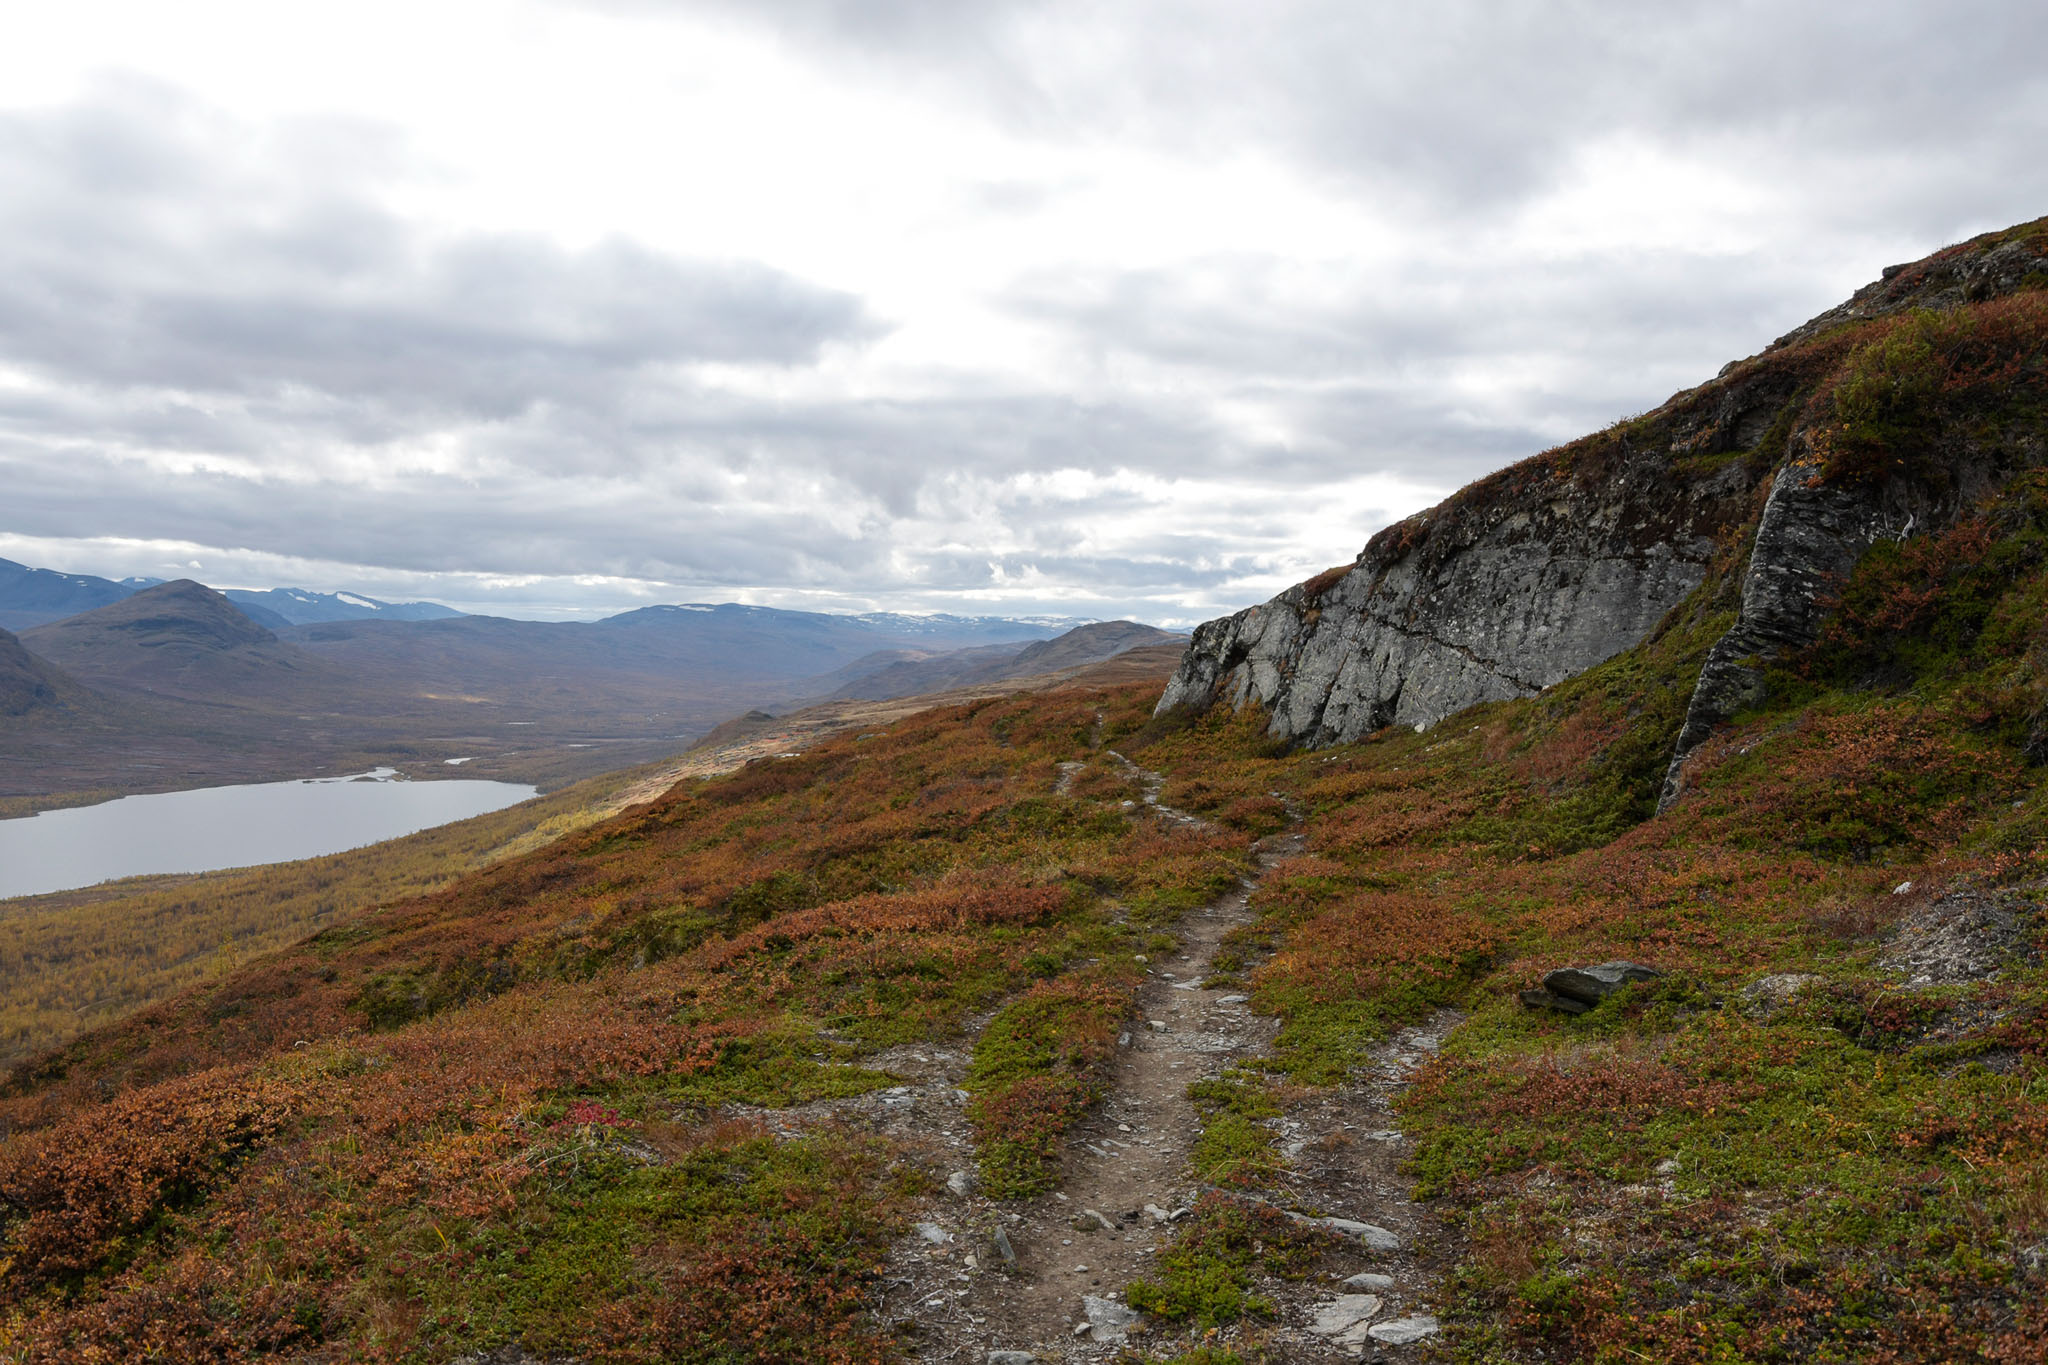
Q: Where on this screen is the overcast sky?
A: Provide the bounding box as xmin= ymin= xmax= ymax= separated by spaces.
xmin=1 ymin=1 xmax=2043 ymax=623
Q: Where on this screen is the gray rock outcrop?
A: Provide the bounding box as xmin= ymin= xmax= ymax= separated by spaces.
xmin=1157 ymin=447 xmax=1755 ymax=746
xmin=1656 ymin=444 xmax=1901 ymax=807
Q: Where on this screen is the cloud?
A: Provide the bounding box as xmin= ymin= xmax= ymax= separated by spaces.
xmin=0 ymin=79 xmax=877 ymax=426
xmin=655 ymin=0 xmax=2048 ymax=225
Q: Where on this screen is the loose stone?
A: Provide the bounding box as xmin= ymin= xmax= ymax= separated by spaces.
xmin=1369 ymin=1315 xmax=1442 ymax=1345
xmin=1079 ymin=1294 xmax=1141 ymax=1342
xmin=1309 ymin=1293 xmax=1383 ymax=1351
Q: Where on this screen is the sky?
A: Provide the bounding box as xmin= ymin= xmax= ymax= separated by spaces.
xmin=0 ymin=1 xmax=2044 ymax=625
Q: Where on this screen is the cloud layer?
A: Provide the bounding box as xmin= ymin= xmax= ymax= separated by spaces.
xmin=2 ymin=2 xmax=2045 ymax=622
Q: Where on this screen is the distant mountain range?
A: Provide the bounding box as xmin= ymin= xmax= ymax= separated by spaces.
xmin=222 ymin=588 xmax=465 ymax=626
xmin=805 ymin=620 xmax=1183 ymax=702
xmin=0 ymin=559 xmax=162 ymax=632
xmin=0 ymin=557 xmax=462 ymax=631
xmin=0 ymin=581 xmax=1180 ymax=803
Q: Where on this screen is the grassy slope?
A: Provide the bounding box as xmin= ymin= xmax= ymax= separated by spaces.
xmin=0 ymin=649 xmax=1188 ymax=1075
xmin=0 ymin=282 xmax=2044 ymax=1362
xmin=0 ymin=684 xmax=1256 ymax=1362
xmin=0 ymin=755 xmax=699 ymax=1071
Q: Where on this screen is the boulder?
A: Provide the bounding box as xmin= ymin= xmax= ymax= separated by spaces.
xmin=1317 ymin=1216 xmax=1401 ymax=1252
xmin=1078 ymin=1294 xmax=1140 ymax=1342
xmin=1542 ymin=961 xmax=1663 ymax=1006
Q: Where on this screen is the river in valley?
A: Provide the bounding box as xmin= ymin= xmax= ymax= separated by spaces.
xmin=0 ymin=769 xmax=538 ymax=900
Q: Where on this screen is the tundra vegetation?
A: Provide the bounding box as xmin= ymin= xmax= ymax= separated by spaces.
xmin=0 ymin=756 xmax=693 ymax=1070
xmin=0 ymin=245 xmax=2046 ymax=1362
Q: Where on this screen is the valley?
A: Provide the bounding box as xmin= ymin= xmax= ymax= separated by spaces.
xmin=0 ymin=582 xmax=1172 ymax=808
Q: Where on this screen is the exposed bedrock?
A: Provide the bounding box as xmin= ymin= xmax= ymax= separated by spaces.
xmin=1157 ymin=439 xmax=1757 ymax=747
xmin=1655 ymin=446 xmax=1904 ymax=809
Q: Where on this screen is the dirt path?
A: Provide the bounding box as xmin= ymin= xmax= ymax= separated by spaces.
xmin=839 ymin=756 xmax=1454 ymax=1362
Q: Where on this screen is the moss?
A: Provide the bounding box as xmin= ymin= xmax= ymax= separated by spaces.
xmin=964 ymin=973 xmax=1131 ymax=1197
xmin=1125 ymin=1194 xmax=1332 ymax=1329
xmin=1811 ymin=296 xmax=2048 ymax=487
xmin=650 ymin=1026 xmax=898 ymax=1112
xmin=1187 ymin=1072 xmax=1286 ymax=1188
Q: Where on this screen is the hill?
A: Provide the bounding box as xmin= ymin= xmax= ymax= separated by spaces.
xmin=19 ymin=579 xmax=345 ymax=704
xmin=0 ymin=221 xmax=2044 ymax=1363
xmin=1163 ymin=215 xmax=2048 ymax=768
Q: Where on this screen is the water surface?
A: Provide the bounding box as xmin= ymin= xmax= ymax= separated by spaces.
xmin=0 ymin=769 xmax=537 ymax=900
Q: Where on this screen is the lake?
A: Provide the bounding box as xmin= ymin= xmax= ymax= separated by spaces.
xmin=0 ymin=769 xmax=538 ymax=900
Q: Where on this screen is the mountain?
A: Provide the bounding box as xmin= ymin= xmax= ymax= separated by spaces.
xmin=848 ymin=610 xmax=1091 ymax=643
xmin=1000 ymin=619 xmax=1183 ymax=675
xmin=18 ymin=580 xmax=338 ymax=703
xmin=277 ymin=603 xmax=1074 ymax=718
xmin=1162 ymin=213 xmax=2048 ymax=802
xmin=0 ymin=561 xmax=462 ymax=632
xmin=800 ymin=642 xmax=1032 ymax=700
xmin=223 ymin=587 xmax=464 ymax=625
xmin=821 ymin=619 xmax=1183 ymax=700
xmin=0 ymin=558 xmax=161 ymax=632
xmin=593 ymin=602 xmax=1064 ymax=673
xmin=2 ymin=594 xmax=1094 ymax=803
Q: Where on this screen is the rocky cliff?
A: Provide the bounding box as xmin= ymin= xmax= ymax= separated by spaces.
xmin=1160 ymin=216 xmax=2048 ymax=777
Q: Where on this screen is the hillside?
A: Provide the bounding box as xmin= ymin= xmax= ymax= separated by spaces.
xmin=0 ymin=642 xmax=1188 ymax=1072
xmin=0 ymin=222 xmax=2043 ymax=1363
xmin=0 ymin=628 xmax=69 ymax=718
xmin=1163 ymin=215 xmax=2048 ymax=768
